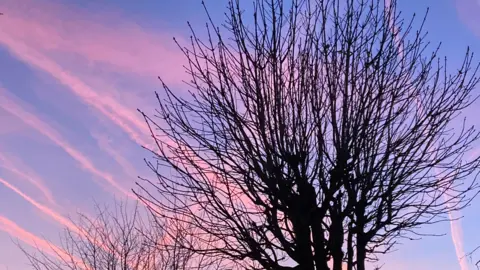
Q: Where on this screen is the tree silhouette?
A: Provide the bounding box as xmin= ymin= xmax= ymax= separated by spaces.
xmin=137 ymin=0 xmax=480 ymax=269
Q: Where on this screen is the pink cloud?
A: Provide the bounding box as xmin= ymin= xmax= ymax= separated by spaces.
xmin=0 ymin=0 xmax=190 ymax=151
xmin=0 ymin=217 xmax=94 ymax=270
xmin=0 ymin=215 xmax=79 ymax=266
xmin=0 ymin=177 xmax=135 ymax=269
xmin=0 ymin=177 xmax=77 ymax=232
xmin=0 ymin=0 xmax=187 ymax=83
xmin=0 ymin=39 xmax=150 ymax=147
xmin=0 ymin=110 xmax=26 ymax=135
xmin=90 ymin=131 xmax=138 ymax=176
xmin=0 ymin=89 xmax=134 ymax=199
xmin=0 ymin=151 xmax=56 ymax=205
xmin=455 ymin=0 xmax=480 ymax=39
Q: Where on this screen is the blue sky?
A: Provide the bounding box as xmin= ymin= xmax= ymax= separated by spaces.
xmin=0 ymin=0 xmax=480 ymax=269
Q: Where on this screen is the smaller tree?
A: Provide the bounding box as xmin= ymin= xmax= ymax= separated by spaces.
xmin=20 ymin=201 xmax=196 ymax=270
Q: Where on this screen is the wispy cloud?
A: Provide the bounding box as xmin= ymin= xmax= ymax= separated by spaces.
xmin=90 ymin=131 xmax=139 ymax=179
xmin=0 ymin=152 xmax=56 ymax=205
xmin=0 ymin=0 xmax=186 ymax=82
xmin=0 ymin=0 xmax=188 ymax=150
xmin=0 ymin=89 xmax=133 ymax=199
xmin=385 ymin=1 xmax=470 ymax=268
xmin=0 ymin=176 xmax=144 ymax=269
xmin=0 ymin=215 xmax=72 ymax=263
xmin=0 ymin=39 xmax=149 ymax=147
xmin=0 ymin=176 xmax=114 ymax=262
xmin=455 ymin=0 xmax=480 ymax=39
xmin=0 ymin=177 xmax=76 ymax=231
xmin=447 ymin=209 xmax=469 ymax=270
xmin=453 ymin=1 xmax=480 ymax=269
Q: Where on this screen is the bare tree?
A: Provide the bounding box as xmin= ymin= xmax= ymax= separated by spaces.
xmin=137 ymin=0 xmax=480 ymax=269
xmin=20 ymin=201 xmax=199 ymax=270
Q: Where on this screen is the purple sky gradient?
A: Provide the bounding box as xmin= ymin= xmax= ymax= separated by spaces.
xmin=0 ymin=0 xmax=480 ymax=269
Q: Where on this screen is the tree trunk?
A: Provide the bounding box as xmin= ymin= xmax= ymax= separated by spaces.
xmin=330 ymin=198 xmax=344 ymax=270
xmin=347 ymin=223 xmax=353 ymax=270
xmin=356 ymin=240 xmax=366 ymax=270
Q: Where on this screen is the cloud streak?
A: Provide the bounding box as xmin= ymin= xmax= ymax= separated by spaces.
xmin=0 ymin=177 xmax=77 ymax=232
xmin=385 ymin=1 xmax=469 ymax=268
xmin=0 ymin=177 xmax=136 ymax=269
xmin=0 ymin=152 xmax=56 ymax=205
xmin=0 ymin=38 xmax=149 ymax=147
xmin=90 ymin=131 xmax=139 ymax=181
xmin=455 ymin=0 xmax=480 ymax=40
xmin=0 ymin=0 xmax=189 ymax=150
xmin=446 ymin=207 xmax=469 ymax=270
xmin=0 ymin=0 xmax=186 ymax=82
xmin=0 ymin=89 xmax=134 ymax=199
xmin=0 ymin=215 xmax=77 ymax=266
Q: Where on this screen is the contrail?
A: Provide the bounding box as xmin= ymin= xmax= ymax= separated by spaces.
xmin=0 ymin=89 xmax=135 ymax=200
xmin=384 ymin=0 xmax=469 ymax=269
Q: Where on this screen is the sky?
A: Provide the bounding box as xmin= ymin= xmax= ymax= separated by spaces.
xmin=0 ymin=0 xmax=480 ymax=269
